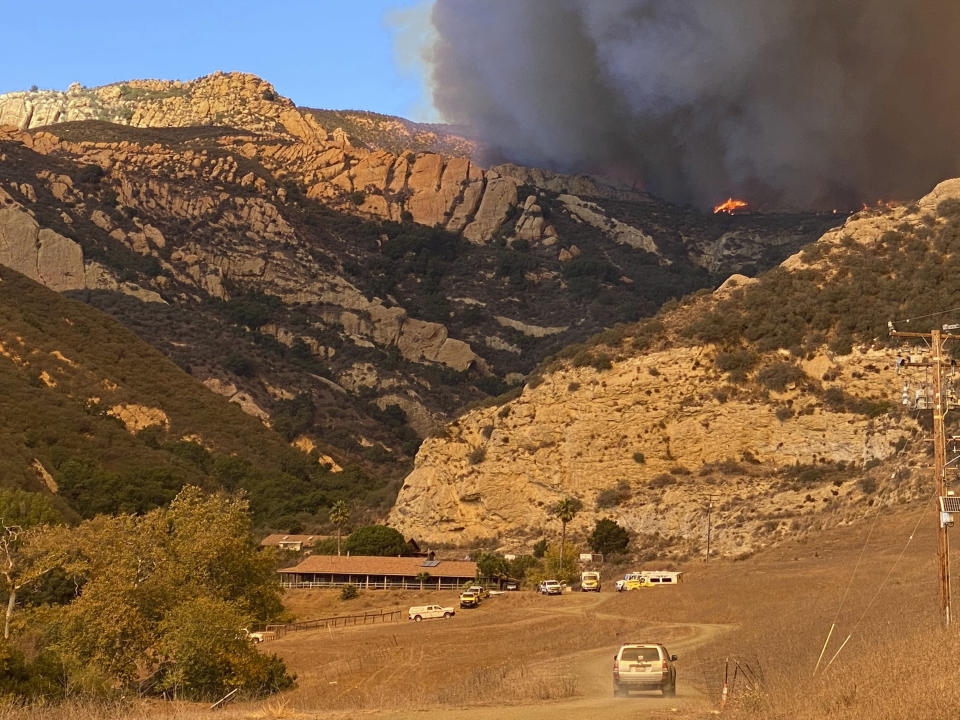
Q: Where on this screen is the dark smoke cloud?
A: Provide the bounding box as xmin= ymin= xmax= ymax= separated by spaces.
xmin=427 ymin=1 xmax=960 ymax=209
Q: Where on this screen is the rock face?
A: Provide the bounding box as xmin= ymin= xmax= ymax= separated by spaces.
xmin=389 ymin=344 xmax=910 ymax=555
xmin=0 ymin=71 xmax=842 ymax=478
xmin=0 ymin=205 xmax=85 ymax=290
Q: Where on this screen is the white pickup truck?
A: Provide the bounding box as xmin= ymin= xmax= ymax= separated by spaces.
xmin=408 ymin=604 xmax=455 ymax=622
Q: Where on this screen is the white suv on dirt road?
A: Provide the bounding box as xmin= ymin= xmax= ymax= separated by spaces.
xmin=612 ymin=643 xmax=677 ymax=697
xmin=408 ymin=604 xmax=455 ymax=622
xmin=538 ymin=579 xmax=563 ymax=595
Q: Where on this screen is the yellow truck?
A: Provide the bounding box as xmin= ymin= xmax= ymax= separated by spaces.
xmin=580 ymin=571 xmax=601 ymax=592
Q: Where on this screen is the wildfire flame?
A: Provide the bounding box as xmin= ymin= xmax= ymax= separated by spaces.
xmin=713 ymin=197 xmax=748 ymax=215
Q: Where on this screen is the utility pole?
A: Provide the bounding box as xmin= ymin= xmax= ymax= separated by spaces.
xmin=705 ymin=495 xmax=716 ymax=561
xmin=890 ymin=325 xmax=954 ymax=626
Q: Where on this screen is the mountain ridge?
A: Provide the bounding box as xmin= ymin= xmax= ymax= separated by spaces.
xmin=0 ymin=72 xmax=844 ymax=527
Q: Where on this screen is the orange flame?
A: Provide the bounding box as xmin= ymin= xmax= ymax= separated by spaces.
xmin=713 ymin=198 xmax=748 ymax=215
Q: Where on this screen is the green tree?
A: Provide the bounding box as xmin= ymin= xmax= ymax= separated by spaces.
xmin=1 ymin=523 xmax=63 ymax=640
xmin=588 ymin=518 xmax=630 ymax=556
xmin=0 ymin=489 xmax=63 ymax=527
xmin=343 ymin=525 xmax=409 ymax=557
xmin=46 ymin=486 xmax=289 ymax=695
xmin=540 ymin=544 xmax=581 ymax=584
xmin=550 ymin=497 xmax=583 ymax=577
xmin=474 ymin=551 xmax=509 ymax=580
xmin=329 ymin=500 xmax=350 ymax=556
xmin=156 ymin=596 xmax=292 ymax=700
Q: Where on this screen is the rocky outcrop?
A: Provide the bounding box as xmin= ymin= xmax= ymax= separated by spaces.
xmin=492 ymin=163 xmax=653 ymax=203
xmin=389 ymin=344 xmax=910 ymax=554
xmin=512 ymin=194 xmax=558 ymax=245
xmin=107 ymin=403 xmax=169 ymax=432
xmin=0 ymin=73 xmax=530 ymax=244
xmin=558 ymin=194 xmax=660 ymax=256
xmin=0 ymin=192 xmax=163 ymax=300
xmin=0 ymin=205 xmax=85 ymax=290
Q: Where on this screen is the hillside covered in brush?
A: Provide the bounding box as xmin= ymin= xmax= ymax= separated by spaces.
xmin=0 ymin=72 xmax=839 ymax=486
xmin=389 ymin=180 xmax=960 ymax=555
xmin=0 ymin=265 xmax=394 ymax=530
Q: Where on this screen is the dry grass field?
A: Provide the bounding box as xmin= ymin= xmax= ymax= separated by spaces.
xmin=6 ymin=498 xmax=958 ymax=720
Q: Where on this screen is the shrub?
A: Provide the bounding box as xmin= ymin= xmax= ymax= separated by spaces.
xmin=595 ymin=485 xmax=630 ymax=508
xmin=157 ymin=597 xmax=294 ymax=699
xmin=858 ymin=476 xmax=878 ymax=494
xmin=271 ymin=394 xmax=315 ymax=441
xmin=224 ymin=352 xmax=255 ymax=377
xmin=588 ymin=518 xmax=630 ymax=556
xmin=468 ymin=446 xmax=487 ymax=464
xmin=828 ymin=332 xmax=853 ymax=356
xmin=591 ymin=353 xmax=613 ymax=372
xmin=776 ymin=406 xmax=795 ymax=422
xmin=75 ymin=164 xmax=105 ymax=184
xmin=715 ymin=349 xmax=758 ymax=381
xmin=632 ymin=452 xmax=645 ymax=464
xmin=757 ymin=361 xmax=805 ymax=391
xmin=650 ymin=473 xmax=677 ymax=489
xmin=937 ymin=198 xmax=960 ymax=219
xmin=532 ymin=538 xmax=547 ymax=558
xmin=340 ymin=583 xmax=359 ymax=600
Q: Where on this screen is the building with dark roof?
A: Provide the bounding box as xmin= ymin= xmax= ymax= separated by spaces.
xmin=278 ymin=554 xmax=478 ymax=590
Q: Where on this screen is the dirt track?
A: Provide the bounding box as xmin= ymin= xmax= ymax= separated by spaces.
xmin=375 ymin=623 xmax=725 ymax=720
xmin=261 ymin=590 xmax=728 ymax=720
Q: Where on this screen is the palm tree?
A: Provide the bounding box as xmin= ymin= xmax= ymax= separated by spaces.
xmin=329 ymin=500 xmax=350 ymax=556
xmin=550 ymin=497 xmax=583 ymax=579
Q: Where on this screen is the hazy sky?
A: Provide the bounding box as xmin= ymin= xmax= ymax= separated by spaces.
xmin=1 ymin=0 xmax=437 ymax=120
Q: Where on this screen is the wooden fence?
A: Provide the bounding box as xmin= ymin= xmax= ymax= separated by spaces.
xmin=259 ymin=608 xmax=401 ymax=639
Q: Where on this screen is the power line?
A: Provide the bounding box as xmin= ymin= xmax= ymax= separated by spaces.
xmin=893 ymin=306 xmax=960 ymax=325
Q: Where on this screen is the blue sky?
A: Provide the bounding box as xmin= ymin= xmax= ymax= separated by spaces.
xmin=1 ymin=1 xmax=437 ymax=121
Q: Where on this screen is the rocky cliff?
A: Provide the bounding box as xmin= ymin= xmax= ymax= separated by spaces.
xmin=389 ymin=181 xmax=960 ymax=556
xmin=0 ymin=72 xmax=840 ymax=495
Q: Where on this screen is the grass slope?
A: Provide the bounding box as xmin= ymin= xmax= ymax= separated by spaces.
xmin=0 ymin=265 xmax=393 ymax=528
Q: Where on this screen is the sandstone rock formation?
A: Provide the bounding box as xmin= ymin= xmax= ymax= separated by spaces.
xmin=389 ymin=344 xmax=910 ymax=555
xmin=388 ymin=198 xmax=945 ymax=555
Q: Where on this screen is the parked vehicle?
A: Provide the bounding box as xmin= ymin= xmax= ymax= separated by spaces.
xmin=539 ymin=579 xmax=562 ymax=595
xmin=408 ymin=604 xmax=455 ymax=621
xmin=617 ymin=571 xmax=683 ymax=591
xmin=504 ymin=580 xmax=520 ymax=591
xmin=243 ymin=628 xmax=273 ymax=643
xmin=580 ymin=571 xmax=601 ymax=592
xmin=467 ymin=585 xmax=490 ymax=599
xmin=612 ymin=643 xmax=677 ymax=697
xmin=459 ymin=591 xmax=480 ymax=608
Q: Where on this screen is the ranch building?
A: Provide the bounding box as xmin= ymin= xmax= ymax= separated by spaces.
xmin=278 ymin=555 xmax=478 ymax=590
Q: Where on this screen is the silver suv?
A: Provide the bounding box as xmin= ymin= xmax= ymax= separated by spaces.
xmin=612 ymin=643 xmax=677 ymax=697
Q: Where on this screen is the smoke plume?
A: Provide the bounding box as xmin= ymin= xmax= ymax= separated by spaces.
xmin=427 ymin=1 xmax=960 ymax=209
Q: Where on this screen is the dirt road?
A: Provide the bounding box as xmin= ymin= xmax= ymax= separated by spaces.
xmin=262 ymin=590 xmax=728 ymax=720
xmin=374 ymin=622 xmax=725 ymax=720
